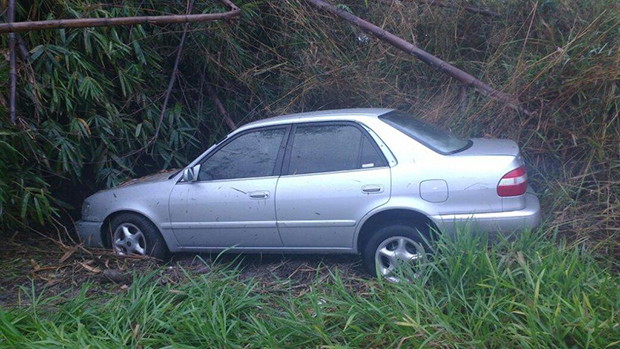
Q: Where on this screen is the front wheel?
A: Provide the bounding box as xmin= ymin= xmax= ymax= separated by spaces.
xmin=110 ymin=213 xmax=168 ymax=260
xmin=363 ymin=224 xmax=429 ymax=282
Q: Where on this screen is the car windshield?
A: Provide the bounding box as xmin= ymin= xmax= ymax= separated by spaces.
xmin=378 ymin=111 xmax=471 ymax=154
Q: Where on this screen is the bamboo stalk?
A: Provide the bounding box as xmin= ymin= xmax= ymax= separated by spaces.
xmin=0 ymin=9 xmax=240 ymax=34
xmin=8 ymin=0 xmax=16 ymax=123
xmin=305 ymin=0 xmax=530 ymax=115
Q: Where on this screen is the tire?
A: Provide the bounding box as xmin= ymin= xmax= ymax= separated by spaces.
xmin=110 ymin=213 xmax=168 ymax=260
xmin=362 ymin=223 xmax=430 ymax=280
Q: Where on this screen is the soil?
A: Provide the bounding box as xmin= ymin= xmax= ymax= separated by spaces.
xmin=0 ymin=236 xmax=368 ymax=308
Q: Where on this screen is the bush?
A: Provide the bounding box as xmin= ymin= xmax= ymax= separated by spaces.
xmin=0 ymin=0 xmax=617 ymax=252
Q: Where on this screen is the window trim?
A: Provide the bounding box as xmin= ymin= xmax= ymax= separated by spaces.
xmin=195 ymin=125 xmax=291 ymax=182
xmin=281 ymin=121 xmax=389 ymax=176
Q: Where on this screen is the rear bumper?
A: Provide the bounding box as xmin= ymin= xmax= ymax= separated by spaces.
xmin=75 ymin=220 xmax=104 ymax=248
xmin=430 ymin=192 xmax=541 ymax=237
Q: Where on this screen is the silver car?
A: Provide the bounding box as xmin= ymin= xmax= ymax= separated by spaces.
xmin=76 ymin=108 xmax=541 ymax=278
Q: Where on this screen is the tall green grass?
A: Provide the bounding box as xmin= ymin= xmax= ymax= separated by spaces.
xmin=2 ymin=231 xmax=618 ymax=348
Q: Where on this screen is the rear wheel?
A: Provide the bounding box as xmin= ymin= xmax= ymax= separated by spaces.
xmin=110 ymin=213 xmax=168 ymax=260
xmin=363 ymin=223 xmax=429 ymax=282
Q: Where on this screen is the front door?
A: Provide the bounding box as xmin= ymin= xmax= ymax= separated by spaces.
xmin=168 ymin=126 xmax=289 ymax=249
xmin=275 ymin=122 xmax=391 ymax=249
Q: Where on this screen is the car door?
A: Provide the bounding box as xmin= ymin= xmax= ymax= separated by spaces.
xmin=275 ymin=122 xmax=391 ymax=249
xmin=168 ymin=126 xmax=289 ymax=249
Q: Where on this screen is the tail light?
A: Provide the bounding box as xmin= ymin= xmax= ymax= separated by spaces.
xmin=497 ymin=166 xmax=528 ymax=197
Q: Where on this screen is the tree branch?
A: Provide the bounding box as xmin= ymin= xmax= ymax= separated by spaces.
xmin=305 ymin=0 xmax=530 ymax=115
xmin=205 ymin=82 xmax=237 ymax=131
xmin=0 ymin=6 xmax=240 ymax=34
xmin=151 ymin=1 xmax=194 ymax=144
xmin=14 ymin=33 xmax=30 ymax=60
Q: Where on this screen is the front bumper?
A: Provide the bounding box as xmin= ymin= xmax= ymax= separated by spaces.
xmin=431 ymin=192 xmax=541 ymax=237
xmin=75 ymin=220 xmax=105 ymax=248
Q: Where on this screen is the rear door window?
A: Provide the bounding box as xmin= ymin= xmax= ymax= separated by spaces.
xmin=286 ymin=123 xmax=386 ymax=175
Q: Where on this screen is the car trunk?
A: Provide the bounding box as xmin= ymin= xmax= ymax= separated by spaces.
xmin=456 ymin=138 xmax=520 ymax=157
xmin=441 ymin=138 xmax=527 ymax=214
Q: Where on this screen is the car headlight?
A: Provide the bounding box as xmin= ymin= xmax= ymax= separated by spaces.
xmin=81 ymin=201 xmax=91 ymax=216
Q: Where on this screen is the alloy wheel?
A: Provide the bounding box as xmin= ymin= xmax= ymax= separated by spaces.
xmin=374 ymin=235 xmax=424 ymax=282
xmin=113 ymin=222 xmax=147 ymax=256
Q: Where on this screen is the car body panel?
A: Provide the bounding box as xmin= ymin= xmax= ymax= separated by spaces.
xmin=76 ymin=108 xmax=542 ymax=254
xmin=78 ymin=176 xmax=182 ymax=251
xmin=167 ymin=177 xmax=282 ymax=249
xmin=275 ymin=167 xmax=391 ymax=248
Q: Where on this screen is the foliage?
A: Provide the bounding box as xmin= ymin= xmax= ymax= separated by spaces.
xmin=1 ymin=231 xmax=619 ymax=347
xmin=0 ymin=0 xmax=618 ymax=251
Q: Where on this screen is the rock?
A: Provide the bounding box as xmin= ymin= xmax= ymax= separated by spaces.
xmin=102 ymin=269 xmax=131 ymax=284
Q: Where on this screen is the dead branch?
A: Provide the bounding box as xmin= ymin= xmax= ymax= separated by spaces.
xmin=305 ymin=0 xmax=530 ymax=115
xmin=8 ymin=0 xmax=16 ymax=123
xmin=0 ymin=6 xmax=240 ymax=34
xmin=418 ymin=0 xmax=501 ymax=18
xmin=205 ymin=82 xmax=238 ymax=131
xmin=14 ymin=33 xmax=30 ymax=60
xmin=152 ymin=1 xmax=193 ymax=144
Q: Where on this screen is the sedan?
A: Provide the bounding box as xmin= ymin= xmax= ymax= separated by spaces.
xmin=76 ymin=108 xmax=541 ymax=279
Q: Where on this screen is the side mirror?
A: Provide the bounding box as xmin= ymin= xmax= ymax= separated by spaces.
xmin=182 ymin=167 xmax=196 ymax=182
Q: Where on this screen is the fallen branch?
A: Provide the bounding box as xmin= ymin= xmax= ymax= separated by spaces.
xmin=152 ymin=1 xmax=194 ymax=144
xmin=205 ymin=82 xmax=238 ymax=131
xmin=305 ymin=0 xmax=529 ymax=115
xmin=14 ymin=33 xmax=30 ymax=60
xmin=0 ymin=5 xmax=240 ymax=34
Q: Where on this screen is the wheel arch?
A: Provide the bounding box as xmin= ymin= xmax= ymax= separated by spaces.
xmin=100 ymin=210 xmax=162 ymax=249
xmin=355 ymin=208 xmax=440 ymax=253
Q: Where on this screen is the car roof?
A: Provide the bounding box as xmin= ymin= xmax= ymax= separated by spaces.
xmin=236 ymin=108 xmax=394 ymax=132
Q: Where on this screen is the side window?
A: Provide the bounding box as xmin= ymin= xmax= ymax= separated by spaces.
xmin=287 ymin=124 xmax=386 ymax=175
xmin=198 ymin=128 xmax=286 ymax=181
xmin=360 ymin=136 xmax=384 ymax=168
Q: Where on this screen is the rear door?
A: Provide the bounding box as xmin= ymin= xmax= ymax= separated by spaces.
xmin=275 ymin=122 xmax=391 ymax=249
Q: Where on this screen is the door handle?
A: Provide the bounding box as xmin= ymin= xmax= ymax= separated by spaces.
xmin=249 ymin=191 xmax=270 ymax=199
xmin=362 ymin=185 xmax=383 ymax=194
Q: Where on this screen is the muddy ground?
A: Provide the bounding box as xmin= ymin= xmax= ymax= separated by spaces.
xmin=0 ymin=236 xmax=368 ymax=308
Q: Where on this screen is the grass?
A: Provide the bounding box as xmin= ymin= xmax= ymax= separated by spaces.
xmin=1 ymin=230 xmax=619 ymax=348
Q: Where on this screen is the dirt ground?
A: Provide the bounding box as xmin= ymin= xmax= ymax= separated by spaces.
xmin=0 ymin=236 xmax=368 ymax=308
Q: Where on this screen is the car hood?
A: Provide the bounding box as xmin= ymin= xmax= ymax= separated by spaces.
xmin=455 ymin=138 xmax=520 ymax=156
xmin=116 ymin=169 xmax=179 ymax=188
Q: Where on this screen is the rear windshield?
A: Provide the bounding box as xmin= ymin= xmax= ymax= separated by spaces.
xmin=379 ymin=111 xmax=471 ymax=154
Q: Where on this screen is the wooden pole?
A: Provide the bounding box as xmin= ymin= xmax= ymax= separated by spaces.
xmin=305 ymin=0 xmax=530 ymax=115
xmin=8 ymin=0 xmax=16 ymax=124
xmin=0 ymin=9 xmax=240 ymax=34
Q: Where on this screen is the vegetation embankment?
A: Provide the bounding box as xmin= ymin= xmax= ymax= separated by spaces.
xmin=0 ymin=0 xmax=618 ymax=252
xmin=0 ymin=1 xmax=618 ymax=346
xmin=1 ymin=232 xmax=619 ymax=347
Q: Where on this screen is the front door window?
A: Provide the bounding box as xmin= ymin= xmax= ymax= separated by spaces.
xmin=199 ymin=128 xmax=286 ymax=181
